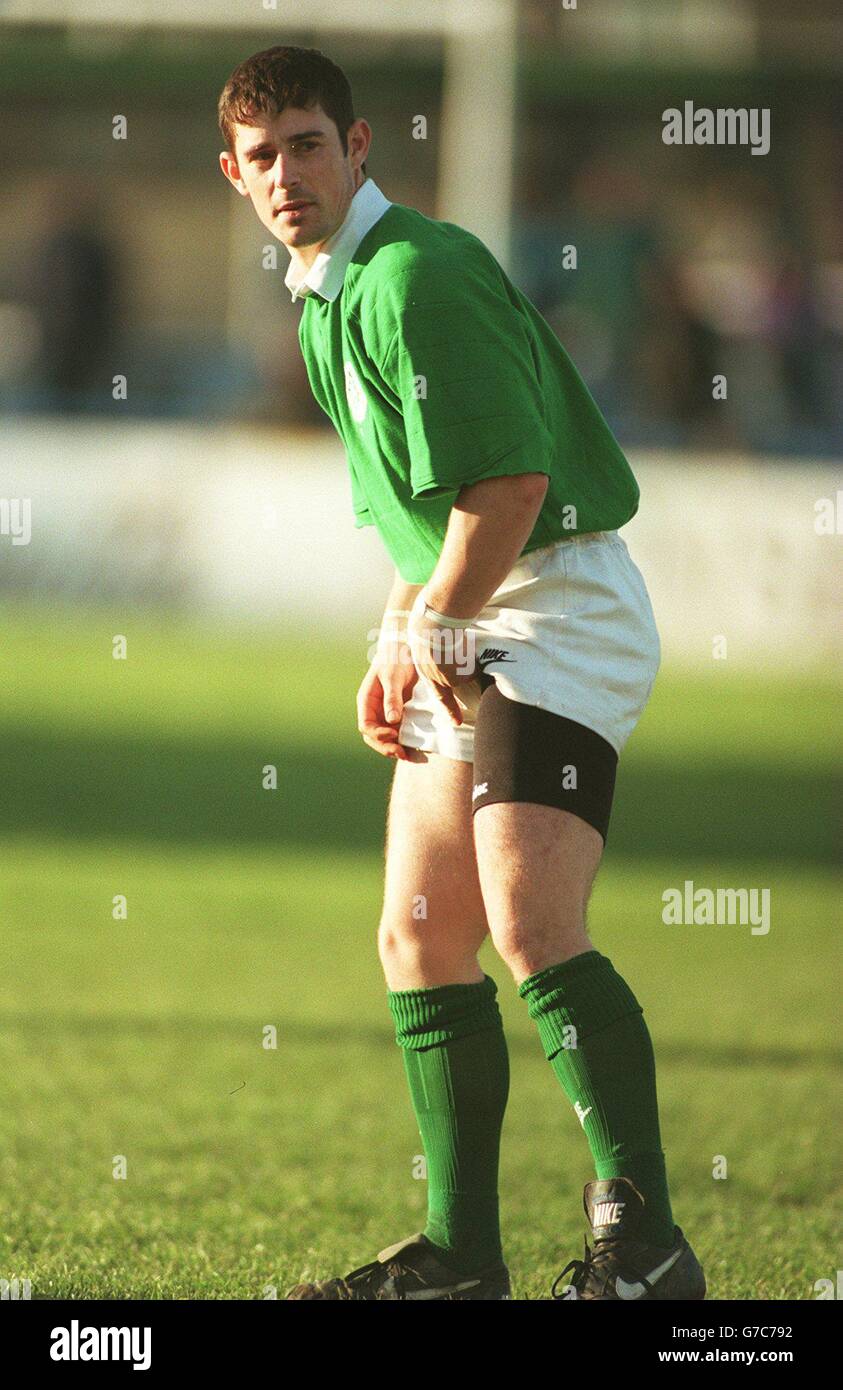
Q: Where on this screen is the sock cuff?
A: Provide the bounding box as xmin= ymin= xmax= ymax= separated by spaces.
xmin=518 ymin=951 xmax=642 ymax=1059
xmin=387 ymin=973 xmax=502 ymax=1050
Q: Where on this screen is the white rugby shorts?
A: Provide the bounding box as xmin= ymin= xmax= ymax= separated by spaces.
xmin=400 ymin=531 xmax=661 ymax=761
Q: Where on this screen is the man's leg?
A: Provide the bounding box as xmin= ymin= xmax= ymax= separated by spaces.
xmin=473 ymin=796 xmax=675 ymax=1247
xmin=379 ymin=750 xmax=489 ymax=989
xmin=380 ymin=751 xmax=510 ymax=1274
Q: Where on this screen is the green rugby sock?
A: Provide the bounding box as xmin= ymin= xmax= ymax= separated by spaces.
xmin=387 ymin=973 xmax=509 ymax=1274
xmin=519 ymin=950 xmax=675 ymax=1247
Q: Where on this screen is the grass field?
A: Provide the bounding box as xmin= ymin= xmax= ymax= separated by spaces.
xmin=0 ymin=601 xmax=840 ymax=1300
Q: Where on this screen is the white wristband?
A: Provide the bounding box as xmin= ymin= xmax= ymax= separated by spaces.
xmin=421 ymin=601 xmax=476 ymax=629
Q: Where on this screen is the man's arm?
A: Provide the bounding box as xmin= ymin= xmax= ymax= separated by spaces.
xmin=403 ymin=471 xmax=549 ymax=726
xmin=423 ymin=472 xmax=550 ymax=619
xmin=380 ymin=570 xmax=423 ymax=628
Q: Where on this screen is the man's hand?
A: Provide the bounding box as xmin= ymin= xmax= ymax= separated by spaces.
xmin=407 ymin=597 xmax=477 ymax=727
xmin=357 ymin=574 xmax=423 ymax=758
xmin=356 ymin=648 xmax=418 ymax=759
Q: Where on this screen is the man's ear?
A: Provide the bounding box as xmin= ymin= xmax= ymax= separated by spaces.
xmin=219 ymin=150 xmax=249 ymax=196
xmin=348 ymin=117 xmax=372 ymax=173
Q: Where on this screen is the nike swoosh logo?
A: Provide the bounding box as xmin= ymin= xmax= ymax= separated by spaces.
xmin=615 ymin=1247 xmax=683 ymax=1300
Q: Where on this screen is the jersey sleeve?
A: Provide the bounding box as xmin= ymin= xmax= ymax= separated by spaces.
xmin=374 ymin=262 xmax=553 ymax=501
xmin=348 ymin=452 xmax=374 ymax=527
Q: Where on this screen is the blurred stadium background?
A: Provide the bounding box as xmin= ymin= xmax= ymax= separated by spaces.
xmin=0 ymin=0 xmax=840 ymax=1299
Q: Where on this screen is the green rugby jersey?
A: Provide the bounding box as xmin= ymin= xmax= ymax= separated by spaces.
xmin=295 ymin=184 xmax=640 ymax=583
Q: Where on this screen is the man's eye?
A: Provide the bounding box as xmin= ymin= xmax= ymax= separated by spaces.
xmin=291 ymin=142 xmax=316 ymax=152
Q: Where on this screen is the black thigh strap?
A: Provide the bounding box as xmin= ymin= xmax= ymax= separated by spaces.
xmin=471 ymin=677 xmax=619 ymax=844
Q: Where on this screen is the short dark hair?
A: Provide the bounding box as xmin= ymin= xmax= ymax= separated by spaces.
xmin=218 ymin=45 xmax=366 ymax=175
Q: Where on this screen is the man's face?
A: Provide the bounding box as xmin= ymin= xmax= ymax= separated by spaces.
xmin=219 ymin=103 xmax=370 ymax=255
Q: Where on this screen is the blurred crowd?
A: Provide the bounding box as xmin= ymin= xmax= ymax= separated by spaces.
xmin=513 ymin=147 xmax=840 ymax=454
xmin=2 ymin=57 xmax=840 ymax=458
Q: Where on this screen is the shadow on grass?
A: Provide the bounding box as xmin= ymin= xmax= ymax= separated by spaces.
xmin=0 ymin=724 xmax=837 ymax=865
xmin=2 ymin=1011 xmax=839 ymax=1068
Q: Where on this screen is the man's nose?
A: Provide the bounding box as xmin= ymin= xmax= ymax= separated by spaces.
xmin=271 ymin=152 xmax=299 ymax=187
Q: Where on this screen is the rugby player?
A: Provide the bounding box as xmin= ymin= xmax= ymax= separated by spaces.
xmin=218 ymin=45 xmax=706 ymax=1302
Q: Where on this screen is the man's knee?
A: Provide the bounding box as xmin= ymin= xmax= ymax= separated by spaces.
xmin=377 ymin=910 xmax=486 ymax=977
xmin=488 ymin=914 xmax=593 ymax=982
xmin=377 ymin=914 xmax=424 ymax=971
xmin=474 ymin=799 xmax=601 ymax=977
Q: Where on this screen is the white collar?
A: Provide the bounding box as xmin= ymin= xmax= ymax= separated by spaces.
xmin=284 ymin=178 xmax=392 ymax=303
